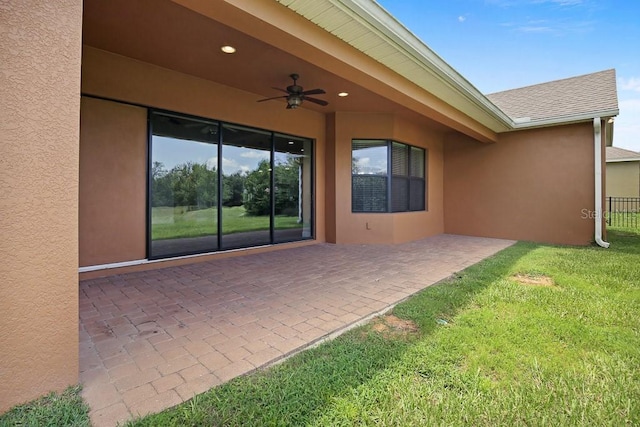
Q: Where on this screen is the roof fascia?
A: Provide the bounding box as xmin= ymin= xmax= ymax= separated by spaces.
xmin=297 ymin=0 xmax=620 ymax=132
xmin=607 ymin=158 xmax=640 ymax=163
xmin=509 ymin=109 xmax=620 ymax=131
xmin=329 ymin=0 xmax=513 ymax=129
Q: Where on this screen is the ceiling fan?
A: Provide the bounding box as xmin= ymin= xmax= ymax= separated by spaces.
xmin=257 ymin=74 xmax=328 ymax=109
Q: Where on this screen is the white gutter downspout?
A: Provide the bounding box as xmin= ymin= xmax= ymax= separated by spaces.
xmin=593 ymin=117 xmax=610 ymax=248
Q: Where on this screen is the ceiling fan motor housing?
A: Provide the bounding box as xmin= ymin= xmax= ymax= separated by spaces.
xmin=287 ymin=95 xmax=302 ymax=109
xmin=257 ymin=73 xmax=327 ymax=109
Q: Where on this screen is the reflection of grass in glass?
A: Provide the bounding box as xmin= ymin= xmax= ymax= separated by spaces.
xmin=152 ymin=206 xmax=300 ymax=240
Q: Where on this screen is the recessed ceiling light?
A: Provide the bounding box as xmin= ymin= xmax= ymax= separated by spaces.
xmin=338 ymin=92 xmax=349 ymax=97
xmin=221 ymin=45 xmax=236 ymax=54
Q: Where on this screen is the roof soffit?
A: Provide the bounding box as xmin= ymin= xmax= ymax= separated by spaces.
xmin=171 ymin=0 xmax=499 ymax=142
xmin=276 ymin=0 xmax=512 ymax=132
xmin=276 ymin=0 xmax=620 ymax=133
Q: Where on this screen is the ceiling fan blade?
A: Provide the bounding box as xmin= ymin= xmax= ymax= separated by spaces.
xmin=304 ymin=96 xmax=329 ymax=106
xmin=301 ymin=88 xmax=326 ymax=96
xmin=257 ymin=95 xmax=288 ymax=102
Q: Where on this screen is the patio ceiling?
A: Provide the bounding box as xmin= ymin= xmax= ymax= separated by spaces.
xmin=82 ymin=0 xmax=499 ymax=139
xmin=83 ymin=0 xmax=428 ymax=119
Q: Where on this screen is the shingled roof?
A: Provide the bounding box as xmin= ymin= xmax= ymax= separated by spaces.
xmin=486 ymin=69 xmax=619 ymax=122
xmin=606 ymin=146 xmax=640 ymax=162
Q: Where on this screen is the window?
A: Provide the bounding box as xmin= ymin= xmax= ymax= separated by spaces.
xmin=149 ymin=111 xmax=313 ymax=259
xmin=352 ymin=139 xmax=426 ymax=213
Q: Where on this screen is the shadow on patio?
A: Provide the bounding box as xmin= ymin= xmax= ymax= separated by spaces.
xmin=79 ymin=234 xmax=514 ymax=426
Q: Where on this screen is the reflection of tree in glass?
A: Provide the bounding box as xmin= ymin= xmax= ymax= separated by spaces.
xmin=352 ymin=156 xmax=360 ymax=174
xmin=244 ymin=160 xmax=271 ymax=216
xmin=152 ymin=156 xmax=303 ymax=217
xmin=151 ymin=161 xmax=217 ymax=209
xmin=222 ymin=172 xmax=244 ymax=207
xmin=244 ymin=157 xmax=302 ymax=217
xmin=275 ymin=157 xmax=301 ymax=217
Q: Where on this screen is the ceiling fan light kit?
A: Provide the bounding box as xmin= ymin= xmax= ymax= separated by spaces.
xmin=257 ymin=74 xmax=328 ymax=109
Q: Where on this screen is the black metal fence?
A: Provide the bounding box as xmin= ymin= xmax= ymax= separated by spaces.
xmin=606 ymin=197 xmax=640 ymax=229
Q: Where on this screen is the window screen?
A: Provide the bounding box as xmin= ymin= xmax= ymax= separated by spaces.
xmin=352 ymin=140 xmax=426 ymax=213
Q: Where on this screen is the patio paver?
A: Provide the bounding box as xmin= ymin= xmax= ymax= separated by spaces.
xmin=80 ymin=234 xmax=514 ymax=426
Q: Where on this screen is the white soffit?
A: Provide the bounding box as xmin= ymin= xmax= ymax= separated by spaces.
xmin=275 ymin=0 xmax=513 ymax=132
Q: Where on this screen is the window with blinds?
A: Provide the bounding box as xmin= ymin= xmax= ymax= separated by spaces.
xmin=352 ymin=140 xmax=426 ymax=213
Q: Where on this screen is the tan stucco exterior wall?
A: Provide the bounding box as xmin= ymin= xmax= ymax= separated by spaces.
xmin=326 ymin=112 xmax=445 ymax=244
xmin=80 ymin=48 xmax=447 ymax=270
xmin=606 ymin=161 xmax=640 ymax=197
xmin=80 ymin=97 xmax=148 ymax=266
xmin=0 ymin=1 xmax=82 ymax=413
xmin=80 ymin=47 xmax=326 ymax=269
xmin=444 ymin=123 xmax=595 ymax=245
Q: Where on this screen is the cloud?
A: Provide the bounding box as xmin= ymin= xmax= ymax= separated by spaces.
xmin=535 ymin=0 xmax=585 ymax=5
xmin=240 ymin=150 xmax=270 ymax=159
xmin=458 ymin=15 xmax=466 ymax=23
xmin=485 ymin=0 xmax=594 ymax=8
xmin=207 ymin=157 xmax=252 ymax=174
xmin=501 ymin=18 xmax=593 ymax=35
xmin=518 ymin=23 xmax=554 ymax=33
xmin=619 ymin=77 xmax=640 ymax=93
xmin=490 ymin=0 xmax=587 ymax=6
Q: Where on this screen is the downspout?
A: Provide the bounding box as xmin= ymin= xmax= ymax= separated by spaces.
xmin=593 ymin=117 xmax=610 ymax=248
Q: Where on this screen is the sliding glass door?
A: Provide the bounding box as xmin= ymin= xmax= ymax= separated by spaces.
xmin=221 ymin=124 xmax=271 ymax=249
xmin=149 ymin=113 xmax=219 ymax=258
xmin=149 ymin=111 xmax=313 ymax=259
xmin=274 ymin=134 xmax=312 ymax=243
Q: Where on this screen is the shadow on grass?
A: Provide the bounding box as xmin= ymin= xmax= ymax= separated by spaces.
xmin=606 ymin=229 xmax=640 ymax=255
xmin=127 ymin=242 xmax=534 ymax=427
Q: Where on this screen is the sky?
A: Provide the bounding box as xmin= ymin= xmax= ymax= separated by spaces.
xmin=376 ymin=0 xmax=640 ymax=152
xmin=154 ymin=136 xmax=269 ymax=174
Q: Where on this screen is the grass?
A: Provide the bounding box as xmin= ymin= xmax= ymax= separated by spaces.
xmin=0 ymin=386 xmax=90 ymax=427
xmin=4 ymin=229 xmax=638 ymax=426
xmin=125 ymin=229 xmax=640 ymax=426
xmin=608 ymin=212 xmax=639 ymax=233
xmin=151 ymin=206 xmax=300 ymax=240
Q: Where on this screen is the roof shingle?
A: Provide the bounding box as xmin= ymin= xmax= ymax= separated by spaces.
xmin=486 ymin=69 xmax=618 ymax=122
xmin=606 ymin=146 xmax=640 ymax=162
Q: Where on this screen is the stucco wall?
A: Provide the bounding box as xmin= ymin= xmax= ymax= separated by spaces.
xmin=606 ymin=161 xmax=640 ymax=197
xmin=79 ymin=97 xmax=148 ymax=266
xmin=326 ymin=112 xmax=445 ymax=244
xmin=80 ymin=47 xmax=326 ymax=268
xmin=0 ymin=1 xmax=82 ymax=412
xmin=444 ymin=123 xmax=595 ymax=245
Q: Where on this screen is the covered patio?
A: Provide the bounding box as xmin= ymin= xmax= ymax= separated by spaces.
xmin=79 ymin=234 xmax=514 ymax=426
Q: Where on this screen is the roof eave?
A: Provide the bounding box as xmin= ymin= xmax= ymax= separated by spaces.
xmin=281 ymin=0 xmax=513 ymax=131
xmin=607 ymin=157 xmax=640 ymax=163
xmin=510 ymin=109 xmax=619 ymax=131
xmin=335 ymin=0 xmax=514 ymax=127
xmin=276 ymin=0 xmax=619 ymax=135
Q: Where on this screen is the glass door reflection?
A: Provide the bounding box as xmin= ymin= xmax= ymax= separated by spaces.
xmin=150 ymin=113 xmax=219 ymax=258
xmin=221 ymin=124 xmax=271 ymax=249
xmin=274 ymin=134 xmax=312 ymax=242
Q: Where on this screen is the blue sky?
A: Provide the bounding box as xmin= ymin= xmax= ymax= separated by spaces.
xmin=376 ymin=0 xmax=640 ymax=152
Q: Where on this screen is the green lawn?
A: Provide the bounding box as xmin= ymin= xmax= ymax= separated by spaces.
xmin=152 ymin=206 xmax=300 ymax=240
xmin=0 ymin=386 xmax=89 ymax=427
xmin=2 ymin=230 xmax=638 ymax=426
xmin=126 ymin=229 xmax=640 ymax=426
xmin=608 ymin=212 xmax=639 ymax=232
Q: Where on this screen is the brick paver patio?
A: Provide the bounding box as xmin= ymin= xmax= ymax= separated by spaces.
xmin=80 ymin=234 xmax=514 ymax=426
